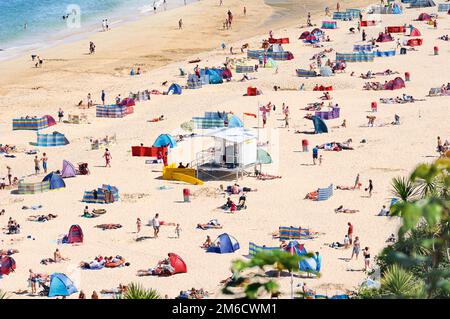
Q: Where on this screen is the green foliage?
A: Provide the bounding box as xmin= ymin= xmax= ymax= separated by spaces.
xmin=116 ymin=283 xmax=161 ymax=299
xmin=223 ymin=250 xmax=317 ymax=299
xmin=362 ymin=158 xmax=450 ymax=299
xmin=390 ymin=176 xmax=419 ymax=203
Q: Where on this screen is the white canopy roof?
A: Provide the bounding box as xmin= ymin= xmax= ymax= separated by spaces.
xmin=203 ymin=127 xmax=257 ymax=143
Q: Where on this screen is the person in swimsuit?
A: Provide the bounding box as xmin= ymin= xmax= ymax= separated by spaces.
xmin=41 ymin=153 xmax=48 ymax=174
xmin=103 ymin=149 xmax=111 ymax=167
xmin=351 ymin=236 xmax=361 ymax=260
xmin=363 ymin=247 xmax=371 ymax=270
xmin=34 ymin=156 xmax=40 ymax=175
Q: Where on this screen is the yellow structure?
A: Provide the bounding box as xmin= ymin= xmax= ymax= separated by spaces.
xmin=162 ymin=164 xmax=204 ymax=185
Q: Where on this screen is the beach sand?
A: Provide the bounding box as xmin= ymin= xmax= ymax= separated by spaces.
xmin=0 ymin=0 xmax=449 ymax=298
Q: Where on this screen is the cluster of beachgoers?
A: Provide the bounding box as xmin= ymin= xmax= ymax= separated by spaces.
xmin=0 ymin=0 xmax=449 ymax=299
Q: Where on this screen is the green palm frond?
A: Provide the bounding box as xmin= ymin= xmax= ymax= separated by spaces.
xmin=117 ymin=283 xmax=161 ymax=299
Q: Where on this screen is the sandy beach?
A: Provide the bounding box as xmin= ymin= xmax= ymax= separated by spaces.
xmin=0 ymin=0 xmax=449 ymax=299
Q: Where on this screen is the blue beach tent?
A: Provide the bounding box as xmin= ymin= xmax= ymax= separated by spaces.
xmin=311 ymin=116 xmax=328 ymax=134
xmin=42 ymin=172 xmax=66 ymax=190
xmin=48 ymin=273 xmax=78 ymax=297
xmin=168 ymin=83 xmax=182 ymax=95
xmin=207 ymin=233 xmax=240 ymax=253
xmin=228 ymin=115 xmax=244 ymax=128
xmin=153 ymin=134 xmax=177 ymax=148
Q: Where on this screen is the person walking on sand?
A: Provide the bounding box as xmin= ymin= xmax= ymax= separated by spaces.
xmin=366 ymin=179 xmax=373 ymax=197
xmin=34 ymin=156 xmax=40 ymax=175
xmin=351 ymin=236 xmax=361 ymax=260
xmin=244 ymin=6 xmax=246 ymax=15
xmin=136 ymin=218 xmax=142 ymax=234
xmin=354 ymin=173 xmax=360 ymax=189
xmin=103 ymin=148 xmax=112 ymax=167
xmin=178 ymin=19 xmax=183 ymax=29
xmin=41 ymin=153 xmax=48 ymax=174
xmin=362 ymin=29 xmax=366 ymax=41
xmin=347 ymin=222 xmax=353 ymax=244
xmin=7 ymin=166 xmax=12 ymax=185
xmin=219 ymin=0 xmax=223 ymax=5
xmin=57 ymin=108 xmax=64 ymax=122
xmin=312 ymin=145 xmax=319 ymax=165
xmin=337 ymin=2 xmax=340 ymax=12
xmin=319 ymin=155 xmax=323 ymax=165
xmin=101 ymin=90 xmax=106 ymax=105
xmin=152 ymin=213 xmax=160 ymax=238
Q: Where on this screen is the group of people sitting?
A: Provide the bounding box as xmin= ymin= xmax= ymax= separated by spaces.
xmin=80 ymin=255 xmax=128 ymax=270
xmin=334 ymin=205 xmax=359 ymax=214
xmin=82 ymin=206 xmax=106 ymax=218
xmin=221 ymin=195 xmax=247 ymax=212
xmin=360 ymin=69 xmax=398 ymax=79
xmin=176 ymin=288 xmax=209 ymax=299
xmin=137 ymin=256 xmax=174 ymax=276
xmin=5 ymin=217 xmax=20 ymax=234
xmin=223 ymin=183 xmax=257 ymax=195
xmin=439 ymin=35 xmax=449 ymax=41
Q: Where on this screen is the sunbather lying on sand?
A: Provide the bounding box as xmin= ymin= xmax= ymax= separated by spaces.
xmin=95 ymin=224 xmax=122 ymax=230
xmin=81 ymin=255 xmax=128 ymax=269
xmin=137 ymin=256 xmax=174 ymax=276
xmin=256 ymin=172 xmax=282 ymax=180
xmin=336 ymin=184 xmax=362 ymax=190
xmin=223 ymin=183 xmax=257 ymax=194
xmin=148 ymin=115 xmax=165 ymax=122
xmin=41 ymin=248 xmax=69 ymax=265
xmin=197 ymin=219 xmax=222 ymax=230
xmin=100 ymin=284 xmax=128 ymax=295
xmin=302 ymin=102 xmax=324 ymax=111
xmin=239 ymin=74 xmax=256 ymax=82
xmin=334 ymin=205 xmax=359 ymax=214
xmin=319 ymin=92 xmax=332 ymax=100
xmin=318 ymin=142 xmax=354 ymax=151
xmin=304 ymin=190 xmax=319 ymax=200
xmin=27 ymin=214 xmax=57 ymax=222
xmin=328 ymin=235 xmax=350 ymax=249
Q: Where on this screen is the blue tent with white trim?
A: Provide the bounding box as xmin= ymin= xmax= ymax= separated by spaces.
xmin=168 ymin=83 xmax=182 ymax=95
xmin=207 ymin=233 xmax=240 ymax=253
xmin=48 ymin=273 xmax=77 ymax=297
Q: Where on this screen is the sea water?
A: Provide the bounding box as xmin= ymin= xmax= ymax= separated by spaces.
xmin=0 ymin=0 xmax=193 ymax=60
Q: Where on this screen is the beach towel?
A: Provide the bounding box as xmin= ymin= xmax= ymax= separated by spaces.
xmin=248 ymin=242 xmax=279 ymax=256
xmin=386 ymin=26 xmax=405 ymax=33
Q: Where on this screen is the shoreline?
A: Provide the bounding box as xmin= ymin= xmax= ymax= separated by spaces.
xmin=0 ymin=0 xmax=199 ymax=62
